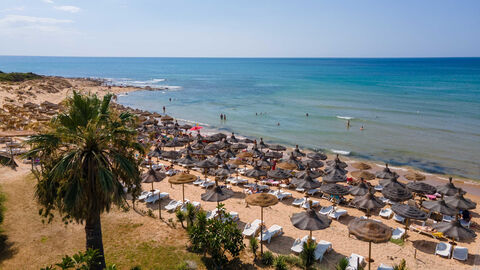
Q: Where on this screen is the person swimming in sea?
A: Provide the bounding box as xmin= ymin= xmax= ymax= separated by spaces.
xmin=306 ymin=113 xmax=309 ymax=117
xmin=360 ymin=125 xmax=364 ymax=131
xmin=277 ymin=122 xmax=280 ymax=126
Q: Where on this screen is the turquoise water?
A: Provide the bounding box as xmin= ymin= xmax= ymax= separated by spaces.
xmin=1 ymin=57 xmax=479 ymax=179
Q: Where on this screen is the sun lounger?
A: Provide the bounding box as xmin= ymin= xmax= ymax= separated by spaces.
xmin=346 ymin=253 xmax=365 ymax=270
xmin=307 ymin=189 xmax=320 ymax=196
xmin=460 ymin=219 xmax=471 ymax=228
xmin=377 ymin=264 xmax=394 ymax=270
xmin=165 ymin=200 xmax=183 ymax=212
xmin=193 ymin=179 xmax=204 ymax=185
xmin=393 ymin=214 xmax=405 ymax=223
xmin=137 ymin=191 xmax=152 ymax=201
xmin=200 ymin=181 xmax=215 ymax=189
xmin=145 ymin=193 xmax=160 ymax=204
xmin=296 ymin=188 xmax=306 ymax=193
xmin=292 ymin=197 xmax=306 ymax=207
xmin=206 ymin=209 xmax=218 ymax=220
xmin=452 ymin=246 xmax=468 ymax=261
xmin=374 ymin=185 xmax=383 ymax=191
xmin=314 ymin=240 xmax=332 ymax=261
xmin=302 ymin=200 xmax=319 ymax=209
xmin=226 ymin=211 xmax=239 ymax=221
xmin=329 ymin=208 xmax=347 ymax=220
xmin=258 ymin=225 xmax=283 ymax=243
xmin=379 ymin=208 xmax=393 ymax=219
xmin=435 ymin=242 xmax=452 ymax=258
xmin=442 ymin=215 xmax=454 ymax=222
xmin=291 ymin=235 xmax=316 ymax=253
xmin=319 ymin=205 xmax=333 ymax=215
xmin=229 ymin=177 xmax=248 ymax=185
xmin=243 ymin=219 xmax=263 ymax=237
xmin=179 ymin=200 xmax=199 ymax=213
xmin=278 ymin=191 xmax=293 ymax=200
xmin=391 ymin=227 xmax=405 ymax=240
xmin=378 ymin=197 xmax=388 ymax=204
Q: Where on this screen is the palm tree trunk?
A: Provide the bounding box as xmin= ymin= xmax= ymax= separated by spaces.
xmin=85 ymin=215 xmax=106 ymax=270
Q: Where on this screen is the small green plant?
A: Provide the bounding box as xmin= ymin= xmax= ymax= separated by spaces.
xmin=175 ymin=261 xmax=189 ymax=270
xmin=249 ymin=237 xmax=259 ymax=259
xmin=283 ymin=255 xmax=303 ymax=267
xmin=335 ymin=257 xmax=349 ymax=270
xmin=185 ymin=203 xmax=197 ymax=228
xmin=261 ymin=251 xmax=274 ymax=266
xmin=299 ymin=240 xmax=317 ymax=269
xmin=274 ymin=255 xmax=288 ymax=270
xmin=390 ymin=238 xmax=404 ymax=246
xmin=147 ymin=209 xmax=155 ymax=218
xmin=176 ymin=209 xmax=186 ymax=228
xmin=394 ymin=259 xmax=408 ymax=270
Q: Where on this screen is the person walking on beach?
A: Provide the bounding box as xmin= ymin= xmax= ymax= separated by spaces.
xmin=163 ymin=106 xmax=165 ymax=114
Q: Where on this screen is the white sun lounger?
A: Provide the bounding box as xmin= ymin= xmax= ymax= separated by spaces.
xmin=229 ymin=177 xmax=248 ymax=185
xmin=377 ymin=263 xmax=394 ymax=270
xmin=200 ymin=181 xmax=215 ymax=189
xmin=296 ymin=188 xmax=306 ymax=193
xmin=346 ymin=253 xmax=365 ymax=270
xmin=460 ymin=219 xmax=471 ymax=228
xmin=291 ymin=235 xmax=316 ymax=253
xmin=307 ymin=189 xmax=320 ymax=196
xmin=314 ymin=240 xmax=332 ymax=261
xmin=393 ymin=214 xmax=405 ymax=223
xmin=442 ymin=215 xmax=454 ymax=222
xmin=292 ymin=197 xmax=306 ymax=207
xmin=137 ymin=191 xmax=152 ymax=201
xmin=243 ymin=219 xmax=263 ymax=237
xmin=225 ymin=211 xmax=239 ymax=221
xmin=206 ymin=208 xmax=218 ymax=220
xmin=379 ymin=208 xmax=393 ymax=219
xmin=319 ymin=205 xmax=334 ymax=215
xmin=165 ymin=200 xmax=183 ymax=212
xmin=435 ymin=242 xmax=452 ymax=258
xmin=329 ymin=208 xmax=347 ymax=220
xmin=193 ymin=179 xmax=204 ymax=185
xmin=302 ymin=200 xmax=319 ymax=209
xmin=180 ymin=201 xmax=200 ymax=213
xmin=391 ymin=227 xmax=405 ymax=240
xmin=452 ymin=246 xmax=468 ymax=261
xmin=278 ymin=191 xmax=293 ymax=200
xmin=375 ymin=185 xmax=383 ymax=191
xmin=258 ymin=225 xmax=283 ymax=243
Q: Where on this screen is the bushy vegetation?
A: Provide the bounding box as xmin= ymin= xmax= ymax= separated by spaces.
xmin=300 ymin=240 xmax=317 ymax=269
xmin=261 ymin=251 xmax=274 ymax=266
xmin=273 ymin=255 xmax=288 ymax=270
xmin=0 ymin=188 xmax=5 ymax=226
xmin=394 ymin=259 xmax=408 ymax=270
xmin=335 ymin=257 xmax=349 ymax=270
xmin=187 ymin=204 xmax=245 ymax=267
xmin=0 ymin=71 xmax=42 ymax=82
xmin=249 ymin=237 xmax=259 ymax=259
xmin=40 ymin=249 xmax=123 ymax=270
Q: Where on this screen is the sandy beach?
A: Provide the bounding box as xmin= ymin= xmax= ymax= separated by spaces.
xmin=0 ymin=76 xmax=479 ymax=269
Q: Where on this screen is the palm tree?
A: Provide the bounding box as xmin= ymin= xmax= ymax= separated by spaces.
xmin=26 ymin=92 xmax=144 ymax=269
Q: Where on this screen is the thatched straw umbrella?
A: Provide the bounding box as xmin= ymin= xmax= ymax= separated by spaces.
xmin=322 ymin=165 xmax=347 ymax=183
xmin=269 ymin=144 xmax=286 ymax=152
xmin=404 ymin=171 xmax=426 ymax=181
xmin=245 ymin=193 xmax=278 ymax=254
xmin=352 ymin=162 xmax=372 ymax=170
xmin=349 ymin=180 xmax=370 ymax=196
xmin=437 ymin=177 xmax=463 ymax=197
xmin=307 ymin=151 xmax=327 ymax=161
xmin=351 ymin=171 xmax=375 ymax=181
xmin=444 ymin=189 xmax=476 ymax=211
xmin=326 ymin=154 xmax=347 ymax=169
xmin=195 ymin=159 xmax=218 ymax=180
xmin=353 ymin=191 xmax=385 ymax=217
xmin=348 ymin=218 xmax=392 ymax=270
xmin=302 ymin=159 xmax=324 ymax=169
xmin=201 ymin=180 xmax=234 ymax=207
xmin=291 ymin=145 xmax=305 ymax=158
xmin=258 ymin=138 xmax=269 ymax=149
xmin=295 ymin=168 xmax=323 ymax=179
xmin=168 ymin=172 xmax=197 ymax=202
xmin=433 ymin=220 xmax=476 ymax=243
xmin=142 ymin=168 xmax=167 ymax=218
xmin=291 ymin=208 xmax=331 ymax=242
xmin=422 ymin=199 xmax=457 ymax=217
xmin=375 ymin=164 xmax=395 ymax=179
xmin=264 ymin=151 xmax=283 ymax=159
xmin=391 ymin=204 xmax=428 ymax=238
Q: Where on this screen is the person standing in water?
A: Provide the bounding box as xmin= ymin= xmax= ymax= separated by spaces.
xmin=220 ymin=114 xmax=223 ymax=120
xmin=347 ymin=119 xmax=350 ymax=129
xmin=163 ymin=106 xmax=166 ymax=114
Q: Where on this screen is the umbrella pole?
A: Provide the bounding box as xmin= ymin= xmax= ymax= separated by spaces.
xmin=182 ymin=184 xmax=185 ymax=202
xmin=309 ymin=230 xmax=313 ymax=243
xmin=404 ymin=218 xmax=409 ymax=239
xmin=260 ymin=207 xmax=264 ymax=255
xmin=159 ymin=189 xmax=162 ymax=219
xmin=368 ymin=241 xmax=372 ymax=270
xmin=151 ymin=182 xmax=154 ymax=191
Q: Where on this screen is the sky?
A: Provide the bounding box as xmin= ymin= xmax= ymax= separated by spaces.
xmin=0 ymin=0 xmax=479 ymax=57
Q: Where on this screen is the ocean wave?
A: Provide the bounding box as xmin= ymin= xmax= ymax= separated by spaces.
xmin=336 ymin=116 xmax=354 ymax=120
xmin=331 ymin=149 xmax=351 ymax=155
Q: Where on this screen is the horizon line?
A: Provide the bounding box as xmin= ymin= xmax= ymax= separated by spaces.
xmin=1 ymin=55 xmax=480 ymax=59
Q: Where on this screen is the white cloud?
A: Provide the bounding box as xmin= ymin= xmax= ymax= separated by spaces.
xmin=42 ymin=0 xmax=54 ymax=4
xmin=0 ymin=15 xmax=73 ymax=33
xmin=0 ymin=6 xmax=25 ymax=12
xmin=54 ymin=6 xmax=81 ymax=13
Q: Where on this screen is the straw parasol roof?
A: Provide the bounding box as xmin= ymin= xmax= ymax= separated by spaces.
xmin=191 ymin=140 xmax=207 ymax=149
xmin=322 ymin=166 xmax=347 ymax=183
xmin=179 ymin=145 xmax=194 ymax=154
xmin=392 ymin=204 xmax=428 ymax=220
xmin=176 ymin=153 xmax=198 ymax=166
xmin=276 ymin=162 xmax=297 ymax=170
xmin=267 ymin=169 xmax=291 ymax=180
xmin=353 ymin=192 xmax=385 ymax=212
xmin=180 ymin=124 xmax=192 ymax=130
xmin=207 ymin=154 xmax=224 ymax=165
xmin=214 ymin=163 xmax=235 ymax=177
xmin=215 ymin=138 xmax=232 ymax=149
xmin=404 ymin=171 xmax=426 ymax=181
xmin=433 ymin=220 xmax=476 ymax=242
xmin=161 ymin=150 xmax=182 ymax=160
xmin=231 ymin=143 xmax=248 ymax=151
xmin=326 ymin=155 xmax=348 ymax=169
xmin=375 ymin=164 xmax=395 ymax=179
xmin=227 ymin=132 xmax=239 ymax=143
xmin=201 ymin=185 xmax=234 ymax=203
xmin=148 ymin=147 xmax=162 ymax=158
xmin=351 ymin=171 xmax=375 ymax=181
xmin=295 ymin=168 xmax=323 ymax=179
xmin=349 ymin=181 xmax=370 ymax=196
xmin=246 ymin=193 xmax=278 ymax=207
xmin=164 ymin=140 xmax=184 ymax=148
xmin=325 ymin=164 xmax=348 ymax=175
xmin=291 ymin=145 xmax=306 ymax=157
xmin=237 ymin=151 xmax=254 ymax=158
xmin=206 ymin=133 xmax=226 ymax=142
xmin=444 ymin=189 xmax=476 ymax=210
xmin=264 ymin=151 xmax=283 ymax=159
xmin=348 ymin=218 xmax=392 ymax=243
xmin=437 ymin=177 xmax=462 ymax=196
xmin=161 ymin=115 xmax=174 ymax=121
xmin=381 ymin=180 xmax=412 ymax=202
xmin=307 ymin=151 xmax=327 ymax=161
xmin=245 ymin=165 xmax=267 ymax=179
xmin=291 ymin=208 xmax=331 ymax=231
xmin=406 ymin=182 xmax=437 ymax=195
xmin=269 ymin=144 xmax=286 ymax=152
xmin=142 ymin=168 xmax=166 ymax=190
xmin=195 ymin=159 xmax=218 ymax=169
xmin=168 ymin=173 xmax=197 ymax=184
xmin=379 ymin=174 xmax=403 ymax=187
xmin=241 ymin=138 xmax=255 ymax=144
xmin=320 ymin=183 xmax=349 ymax=196
xmin=220 ymin=149 xmax=236 ymax=159
xmin=205 ymin=143 xmax=221 ymax=152
xmin=302 ymin=159 xmax=324 ymax=169
xmin=192 ymin=148 xmax=213 ymax=156
xmin=352 ymin=162 xmax=372 ymax=170
xmin=292 ymin=174 xmax=322 ymax=190
xmin=249 ymin=146 xmax=264 ymax=157
xmin=422 ymin=200 xmax=457 ymax=216
xmin=255 ymin=156 xmax=272 ymax=169
xmin=259 ymin=138 xmax=269 ymax=149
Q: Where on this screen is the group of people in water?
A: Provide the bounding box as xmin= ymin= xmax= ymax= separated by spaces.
xmin=220 ymin=114 xmax=227 ymax=121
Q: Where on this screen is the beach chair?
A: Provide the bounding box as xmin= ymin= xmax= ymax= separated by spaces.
xmin=206 ymin=209 xmax=218 ymax=220
xmin=435 ymin=242 xmax=452 ymax=258
xmin=278 ymin=191 xmax=293 ymax=200
xmin=292 ymin=197 xmax=306 ymax=207
xmin=319 ymin=205 xmax=333 ymax=215
xmin=296 ymin=188 xmax=306 ymax=193
xmin=159 ymin=192 xmax=169 ymax=199
xmin=346 ymin=253 xmax=365 ymax=270
xmin=200 ymin=181 xmax=215 ymax=189
xmin=329 ymin=208 xmax=347 ymax=220
xmin=452 ymin=246 xmax=468 ymax=261
xmin=193 ymin=179 xmax=204 ymax=185
xmin=442 ymin=215 xmax=454 ymax=222
xmin=391 ymin=227 xmax=405 ymax=240
xmin=379 ymin=208 xmax=393 ymax=219
xmin=307 ymin=189 xmax=320 ymax=196
xmin=377 ymin=264 xmax=394 ymax=270
xmin=145 ymin=193 xmax=160 ymax=204
xmin=225 ymin=211 xmax=239 ymax=222
xmin=165 ymin=200 xmax=182 ymax=212
xmin=314 ymin=240 xmax=332 ymax=261
xmin=243 ymin=219 xmax=263 ymax=237
xmin=137 ymin=191 xmax=152 ymax=201
xmin=393 ymin=214 xmax=405 ymax=223
xmin=291 ymin=235 xmax=316 ymax=253
xmin=460 ymin=219 xmax=471 ymax=228
xmin=374 ymin=185 xmax=383 ymax=191
xmin=258 ymin=225 xmax=283 ymax=243
xmin=302 ymin=200 xmax=319 ymax=209
xmin=378 ymin=197 xmax=388 ymax=204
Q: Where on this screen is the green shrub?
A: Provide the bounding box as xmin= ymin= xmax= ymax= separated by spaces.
xmin=282 ymin=255 xmax=303 ymax=267
xmin=0 ymin=71 xmax=42 ymax=82
xmin=261 ymin=251 xmax=274 ymax=266
xmin=185 ymin=203 xmax=197 ymax=228
xmin=274 ymin=255 xmax=288 ymax=270
xmin=175 ymin=261 xmax=189 ymax=270
xmin=299 ymin=240 xmax=317 ymax=269
xmin=390 ymin=238 xmax=404 ymax=246
xmin=0 ymin=190 xmax=5 ymax=226
xmin=394 ymin=259 xmax=408 ymax=270
xmin=249 ymin=237 xmax=258 ymax=259
xmin=176 ymin=209 xmax=186 ymax=228
xmin=335 ymin=257 xmax=349 ymax=270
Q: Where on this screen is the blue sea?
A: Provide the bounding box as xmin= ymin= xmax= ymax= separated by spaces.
xmin=1 ymin=56 xmax=479 ymax=179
